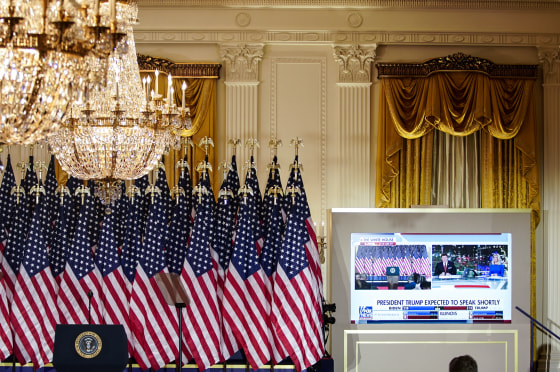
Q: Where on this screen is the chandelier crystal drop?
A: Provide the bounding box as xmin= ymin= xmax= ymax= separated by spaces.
xmin=0 ymin=0 xmax=123 ymax=145
xmin=47 ymin=0 xmax=191 ymax=204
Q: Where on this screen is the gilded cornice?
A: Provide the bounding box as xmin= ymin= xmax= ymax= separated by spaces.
xmin=376 ymin=52 xmax=539 ymax=78
xmin=137 ymin=54 xmax=222 ymax=77
xmin=134 ymin=30 xmax=560 ymax=48
xmin=137 ymin=0 xmax=560 ymax=10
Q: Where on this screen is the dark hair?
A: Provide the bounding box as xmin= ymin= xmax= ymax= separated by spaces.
xmin=449 ymin=355 xmax=477 ymax=372
xmin=441 ymin=253 xmax=448 ymax=257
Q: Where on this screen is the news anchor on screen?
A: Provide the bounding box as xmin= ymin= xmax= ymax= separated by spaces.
xmin=434 ymin=253 xmax=457 ymax=276
xmin=489 ymin=252 xmax=505 ymax=277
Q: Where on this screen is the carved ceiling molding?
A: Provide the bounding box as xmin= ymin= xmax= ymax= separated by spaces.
xmin=376 ymin=52 xmax=539 ymax=79
xmin=137 ymin=54 xmax=222 ymax=77
xmin=137 ymin=0 xmax=560 ymax=9
xmin=134 ymin=30 xmax=560 ymax=48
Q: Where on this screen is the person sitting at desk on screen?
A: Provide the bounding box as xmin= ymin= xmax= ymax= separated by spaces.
xmin=434 ymin=253 xmax=457 ymax=277
xmin=489 ymin=252 xmax=505 ymax=277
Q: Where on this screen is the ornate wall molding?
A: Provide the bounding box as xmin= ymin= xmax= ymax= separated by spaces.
xmin=137 ymin=0 xmax=560 ymax=10
xmin=219 ymin=44 xmax=264 ymax=82
xmin=538 ymin=47 xmax=560 ymax=85
xmin=137 ymin=54 xmax=222 ymax=77
xmin=134 ymin=30 xmax=560 ymax=48
xmin=376 ymin=52 xmax=539 ymax=78
xmin=333 ymin=44 xmax=377 ymax=83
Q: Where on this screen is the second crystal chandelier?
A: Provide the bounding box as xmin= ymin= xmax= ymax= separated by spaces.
xmin=48 ymin=0 xmax=190 ymax=204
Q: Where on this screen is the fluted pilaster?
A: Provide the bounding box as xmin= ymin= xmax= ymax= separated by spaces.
xmin=220 ymin=44 xmax=264 ymax=164
xmin=333 ymin=44 xmax=376 ymax=207
xmin=539 ymin=46 xmax=560 ymax=371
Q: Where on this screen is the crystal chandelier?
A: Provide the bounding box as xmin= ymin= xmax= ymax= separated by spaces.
xmin=0 ymin=0 xmax=124 ymax=145
xmin=47 ymin=0 xmax=191 ymax=205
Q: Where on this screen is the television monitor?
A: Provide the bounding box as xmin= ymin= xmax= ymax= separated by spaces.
xmin=350 ymin=232 xmax=511 ymax=323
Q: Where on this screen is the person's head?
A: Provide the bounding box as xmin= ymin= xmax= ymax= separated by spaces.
xmin=441 ymin=253 xmax=449 ymax=264
xmin=492 ymin=253 xmax=502 ymax=264
xmin=449 ymin=354 xmax=477 ymax=372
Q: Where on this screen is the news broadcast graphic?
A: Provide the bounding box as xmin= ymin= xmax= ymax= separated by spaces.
xmin=350 ymin=232 xmax=511 ymax=323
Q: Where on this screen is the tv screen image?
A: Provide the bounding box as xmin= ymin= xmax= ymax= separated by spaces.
xmin=350 ymin=232 xmax=511 ymax=323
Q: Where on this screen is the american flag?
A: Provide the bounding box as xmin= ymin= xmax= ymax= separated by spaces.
xmin=121 ymin=192 xmax=144 ymax=285
xmin=40 ymin=156 xmax=59 ymax=248
xmin=85 ymin=182 xmax=102 ymax=254
xmin=372 ymin=246 xmax=384 ymax=276
xmin=57 ymin=187 xmax=103 ymax=325
xmin=2 ymin=187 xmax=31 ymax=302
xmin=272 ymin=187 xmax=324 ymax=372
xmin=260 ymin=198 xmax=288 ymax=364
xmin=64 ymin=176 xmax=83 ymax=240
xmin=111 ymin=182 xmax=127 ymax=249
xmin=11 ymin=202 xmax=58 ymax=368
xmin=180 ymin=186 xmax=222 ymax=370
xmin=212 ymin=160 xmax=240 ymax=361
xmin=49 ymin=195 xmax=73 ymax=285
xmin=401 ymin=246 xmax=413 ymax=276
xmin=21 ymin=156 xmax=37 ymax=214
xmin=364 ymin=247 xmax=374 ymax=275
xmin=229 ymin=155 xmax=241 ymax=209
xmin=262 ymin=155 xmax=285 ymax=238
xmin=222 ymin=192 xmax=271 ymax=369
xmin=95 ymin=210 xmax=132 ymax=355
xmin=129 ymin=187 xmax=179 ymax=371
xmin=0 ymin=154 xmax=15 ymax=244
xmin=420 ymin=246 xmax=431 ymax=278
xmin=354 ymin=246 xmax=366 ymax=274
xmin=167 ymin=163 xmax=194 ymax=276
xmin=133 ymin=174 xmax=150 ymax=236
xmin=167 ymin=185 xmax=194 ymax=365
xmin=0 ymin=277 xmax=11 ymax=362
xmin=284 ymin=156 xmax=323 ymax=299
xmin=243 ymin=166 xmax=264 ymax=256
xmin=119 ymin=189 xmax=144 ymax=355
xmin=156 ymin=160 xmax=175 ymax=223
xmin=0 ymin=155 xmax=13 ymax=361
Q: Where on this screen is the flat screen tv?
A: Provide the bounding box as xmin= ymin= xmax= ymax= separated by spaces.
xmin=350 ymin=232 xmax=512 ymax=323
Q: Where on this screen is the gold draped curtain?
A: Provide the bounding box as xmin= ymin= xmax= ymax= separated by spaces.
xmin=139 ymin=70 xmax=218 ymax=190
xmin=137 ymin=56 xmax=221 ymax=193
xmin=375 ymin=63 xmax=540 ymax=316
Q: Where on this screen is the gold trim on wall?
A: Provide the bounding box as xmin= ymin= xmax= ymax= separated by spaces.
xmin=376 ymin=52 xmax=539 ymax=79
xmin=137 ymin=54 xmax=221 ymax=78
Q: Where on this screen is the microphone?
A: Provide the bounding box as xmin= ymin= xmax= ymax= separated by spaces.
xmin=88 ymin=290 xmax=93 ymax=325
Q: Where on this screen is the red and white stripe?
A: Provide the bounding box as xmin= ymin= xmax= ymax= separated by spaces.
xmin=305 ymin=218 xmax=324 ymax=299
xmin=272 ymin=260 xmax=324 ymax=372
xmin=222 ymin=262 xmax=271 ymax=369
xmin=0 ymin=245 xmax=13 ymax=360
xmin=100 ymin=267 xmax=132 ymax=355
xmin=57 ymin=264 xmax=102 ymax=325
xmin=180 ymin=248 xmax=222 ymax=370
xmin=129 ymin=265 xmax=179 ymax=371
xmin=11 ymin=266 xmax=58 ymax=368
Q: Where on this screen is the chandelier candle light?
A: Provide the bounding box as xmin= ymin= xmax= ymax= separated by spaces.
xmin=48 ymin=0 xmax=192 ymax=206
xmin=0 ymin=0 xmax=123 ymax=145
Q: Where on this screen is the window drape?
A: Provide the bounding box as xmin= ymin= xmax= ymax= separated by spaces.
xmin=375 ymin=71 xmax=540 ymax=227
xmin=139 ymin=64 xmax=219 ymax=192
xmin=375 ymin=61 xmax=540 ymax=317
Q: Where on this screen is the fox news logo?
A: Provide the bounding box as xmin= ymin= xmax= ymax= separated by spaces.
xmin=359 ymin=306 xmax=373 ymax=319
